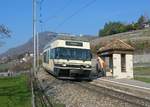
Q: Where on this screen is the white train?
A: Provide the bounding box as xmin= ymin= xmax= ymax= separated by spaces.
xmin=42 ymin=38 xmax=92 ymax=79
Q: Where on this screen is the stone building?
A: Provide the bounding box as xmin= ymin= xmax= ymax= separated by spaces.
xmin=97 ymin=39 xmax=134 ymax=79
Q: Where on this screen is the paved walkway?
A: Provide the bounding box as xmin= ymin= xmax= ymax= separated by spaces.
xmin=100 ymin=77 xmax=150 ymax=89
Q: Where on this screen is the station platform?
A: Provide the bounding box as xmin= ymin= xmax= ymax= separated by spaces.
xmin=91 ymin=77 xmax=150 ymax=101
xmin=99 ymin=77 xmax=150 ymax=89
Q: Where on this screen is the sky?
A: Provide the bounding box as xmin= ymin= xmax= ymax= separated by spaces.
xmin=0 ymin=0 xmax=150 ymax=54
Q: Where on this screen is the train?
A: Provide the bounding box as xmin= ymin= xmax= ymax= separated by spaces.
xmin=42 ymin=37 xmax=92 ymax=79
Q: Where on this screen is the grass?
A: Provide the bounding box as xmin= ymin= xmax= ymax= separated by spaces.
xmin=0 ymin=74 xmax=31 ymax=107
xmin=134 ymin=76 xmax=150 ymax=83
xmin=134 ymin=66 xmax=150 ymax=83
xmin=133 ymin=66 xmax=150 ymax=75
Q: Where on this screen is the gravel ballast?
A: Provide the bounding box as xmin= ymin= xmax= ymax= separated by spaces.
xmin=37 ymin=68 xmax=139 ymax=107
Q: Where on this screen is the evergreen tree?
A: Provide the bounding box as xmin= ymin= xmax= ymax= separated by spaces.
xmin=137 ymin=15 xmax=148 ymax=29
xmin=99 ymin=15 xmax=150 ymax=37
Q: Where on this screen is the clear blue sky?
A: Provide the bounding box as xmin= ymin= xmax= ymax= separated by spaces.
xmin=0 ymin=0 xmax=150 ymax=53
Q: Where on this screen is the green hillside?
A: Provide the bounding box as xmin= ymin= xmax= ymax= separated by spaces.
xmin=91 ymin=28 xmax=150 ymax=54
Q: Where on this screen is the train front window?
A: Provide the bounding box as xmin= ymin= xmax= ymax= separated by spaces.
xmin=54 ymin=47 xmax=91 ymax=61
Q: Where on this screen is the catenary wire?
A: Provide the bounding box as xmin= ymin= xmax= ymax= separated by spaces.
xmin=53 ymin=0 xmax=97 ymax=31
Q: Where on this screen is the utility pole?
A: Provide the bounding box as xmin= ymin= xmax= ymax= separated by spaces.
xmin=32 ymin=0 xmax=36 ymax=107
xmin=33 ymin=0 xmax=37 ymax=70
xmin=37 ymin=32 xmax=39 ymax=68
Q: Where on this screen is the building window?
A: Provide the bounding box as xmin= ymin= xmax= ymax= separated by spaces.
xmin=121 ymin=54 xmax=126 ymax=72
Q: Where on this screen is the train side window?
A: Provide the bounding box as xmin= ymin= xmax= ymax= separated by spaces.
xmin=46 ymin=51 xmax=49 ymax=63
xmin=55 ymin=48 xmax=59 ymax=59
xmin=49 ymin=49 xmax=51 ymax=59
xmin=50 ymin=49 xmax=53 ymax=59
xmin=43 ymin=52 xmax=47 ymax=63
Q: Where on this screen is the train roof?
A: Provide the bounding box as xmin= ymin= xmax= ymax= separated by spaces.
xmin=44 ymin=36 xmax=90 ymax=50
xmin=52 ymin=36 xmax=90 ymax=42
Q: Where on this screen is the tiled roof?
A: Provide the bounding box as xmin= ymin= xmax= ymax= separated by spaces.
xmin=98 ymin=39 xmax=134 ymax=53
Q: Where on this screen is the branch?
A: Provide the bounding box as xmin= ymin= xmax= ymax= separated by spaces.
xmin=0 ymin=24 xmax=11 ymax=38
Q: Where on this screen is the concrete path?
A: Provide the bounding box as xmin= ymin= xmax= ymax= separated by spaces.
xmin=100 ymin=77 xmax=150 ymax=89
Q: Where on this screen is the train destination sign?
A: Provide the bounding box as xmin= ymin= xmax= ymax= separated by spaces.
xmin=66 ymin=41 xmax=83 ymax=46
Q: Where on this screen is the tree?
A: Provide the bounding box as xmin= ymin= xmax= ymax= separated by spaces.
xmin=99 ymin=21 xmax=126 ymax=37
xmin=0 ymin=24 xmax=11 ymax=38
xmin=137 ymin=15 xmax=148 ymax=29
xmin=98 ymin=15 xmax=150 ymax=37
xmin=125 ymin=24 xmax=136 ymax=31
xmin=0 ymin=24 xmax=11 ymax=46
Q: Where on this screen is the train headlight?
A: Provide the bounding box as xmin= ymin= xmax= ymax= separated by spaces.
xmin=85 ymin=64 xmax=91 ymax=68
xmin=62 ymin=63 xmax=67 ymax=67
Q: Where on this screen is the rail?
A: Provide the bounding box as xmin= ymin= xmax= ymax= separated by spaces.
xmin=76 ymin=80 xmax=150 ymax=107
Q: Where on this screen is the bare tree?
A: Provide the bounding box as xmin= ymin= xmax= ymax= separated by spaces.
xmin=0 ymin=24 xmax=11 ymax=46
xmin=0 ymin=24 xmax=11 ymax=38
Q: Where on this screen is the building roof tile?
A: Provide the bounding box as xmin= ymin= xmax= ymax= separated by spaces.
xmin=98 ymin=39 xmax=134 ymax=53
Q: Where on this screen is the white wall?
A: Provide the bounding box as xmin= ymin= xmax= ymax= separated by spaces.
xmin=113 ymin=54 xmax=121 ymax=78
xmin=126 ymin=54 xmax=133 ymax=78
xmin=113 ymin=54 xmax=133 ymax=79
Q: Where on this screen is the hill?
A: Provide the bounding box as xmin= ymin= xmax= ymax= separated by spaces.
xmin=91 ymin=28 xmax=150 ymax=54
xmin=1 ymin=28 xmax=150 ymax=63
xmin=0 ymin=31 xmax=57 ymax=58
xmin=0 ymin=32 xmax=96 ymax=58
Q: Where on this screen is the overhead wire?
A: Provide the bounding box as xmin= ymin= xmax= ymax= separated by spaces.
xmin=37 ymin=0 xmax=97 ymax=32
xmin=44 ymin=0 xmax=73 ymax=23
xmin=53 ymin=0 xmax=97 ymax=31
xmin=38 ymin=0 xmax=44 ymax=32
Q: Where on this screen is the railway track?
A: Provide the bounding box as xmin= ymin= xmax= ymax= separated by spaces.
xmin=76 ymin=81 xmax=150 ymax=107
xmin=36 ymin=68 xmax=150 ymax=107
xmin=34 ymin=77 xmax=53 ymax=107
